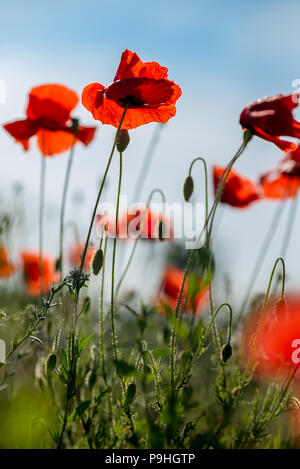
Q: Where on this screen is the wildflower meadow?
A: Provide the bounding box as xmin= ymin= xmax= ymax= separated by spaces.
xmin=1 ymin=1 xmax=300 ymax=454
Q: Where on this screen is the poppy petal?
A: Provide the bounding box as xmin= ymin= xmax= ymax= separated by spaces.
xmin=82 ymin=82 xmax=106 ymax=116
xmin=106 ymin=77 xmax=181 ymax=107
xmin=37 ymin=129 xmax=76 ymax=156
xmin=3 ymin=119 xmax=39 ymax=151
xmin=26 ymin=84 xmax=78 ymax=124
xmin=213 ymin=166 xmax=261 ymax=208
xmin=76 ymin=126 xmax=97 ymax=146
xmin=260 ymin=173 xmax=300 ymax=199
xmin=114 ymin=49 xmax=168 ymax=81
xmin=92 ymin=97 xmax=176 ymax=129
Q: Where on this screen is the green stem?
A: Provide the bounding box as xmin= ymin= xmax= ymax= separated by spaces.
xmin=110 ymin=151 xmax=123 ymax=362
xmin=237 ymin=201 xmax=285 ymax=323
xmin=39 ymin=155 xmax=46 ymax=303
xmin=58 ymin=134 xmax=77 ymax=279
xmin=115 ymin=188 xmax=166 ymax=298
xmin=131 ymin=124 xmax=163 ymax=204
xmin=79 ymin=106 xmax=128 ymax=274
xmin=170 ymin=138 xmax=250 ymax=395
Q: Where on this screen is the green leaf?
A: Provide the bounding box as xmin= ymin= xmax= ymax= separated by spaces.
xmin=75 ymin=400 xmax=90 ymax=418
xmin=78 ymin=334 xmax=94 ymax=354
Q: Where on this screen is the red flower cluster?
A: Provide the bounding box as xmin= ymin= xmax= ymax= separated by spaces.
xmin=21 ymin=251 xmax=58 ymax=297
xmin=82 ymin=49 xmax=182 ymax=129
xmin=3 ymin=84 xmax=96 ymax=156
xmin=69 ymin=241 xmax=96 ymax=271
xmin=214 ymin=94 xmax=300 ymax=207
xmin=97 ymin=208 xmax=173 ymax=241
xmin=241 ymin=295 xmax=300 ymax=381
xmin=0 ymin=246 xmax=15 ymax=278
xmin=157 ymin=265 xmax=208 ymax=316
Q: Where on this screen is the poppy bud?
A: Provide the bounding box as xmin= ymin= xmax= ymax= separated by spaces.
xmin=243 ymin=128 xmax=253 ymax=145
xmin=275 ymin=298 xmax=287 ymax=323
xmin=158 ymin=220 xmax=165 ymax=242
xmin=183 ymin=175 xmax=194 ymax=201
xmin=221 ymin=343 xmax=232 ymax=363
xmin=92 ymin=249 xmax=104 ymax=275
xmin=55 ymin=257 xmax=61 ymax=272
xmin=46 ymin=353 xmax=57 ymax=377
xmin=117 ymin=129 xmax=130 ymax=152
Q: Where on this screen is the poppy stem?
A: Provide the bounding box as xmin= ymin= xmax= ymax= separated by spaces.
xmin=39 ymin=154 xmax=46 ymax=303
xmin=236 ymin=201 xmax=286 ymax=324
xmin=58 ymin=124 xmax=78 ymax=280
xmin=170 ymin=136 xmax=250 ymax=396
xmin=110 ymin=151 xmax=123 ymax=362
xmin=131 ymin=123 xmax=164 ymax=204
xmin=79 ymin=106 xmax=128 ymax=274
xmin=115 ymin=188 xmax=166 ymax=299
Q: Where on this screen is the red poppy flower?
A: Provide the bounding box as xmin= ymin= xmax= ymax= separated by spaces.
xmin=239 ymin=94 xmax=300 ymax=152
xmin=0 ymin=246 xmax=15 ymax=278
xmin=213 ymin=166 xmax=261 ymax=208
xmin=96 ymin=208 xmax=173 ymax=241
xmin=259 ymin=158 xmax=300 ymax=199
xmin=241 ymin=295 xmax=300 ymax=381
xmin=82 ymin=49 xmax=182 ymax=129
xmin=21 ymin=251 xmax=58 ymax=296
xmin=69 ymin=241 xmax=96 ymax=271
xmin=3 ymin=84 xmax=97 ymax=156
xmin=157 ymin=266 xmax=208 ymax=316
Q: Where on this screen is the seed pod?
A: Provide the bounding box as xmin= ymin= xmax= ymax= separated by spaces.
xmin=275 ymin=298 xmax=287 ymax=323
xmin=183 ymin=175 xmax=194 ymax=201
xmin=117 ymin=129 xmax=130 ymax=152
xmin=55 ymin=257 xmax=61 ymax=272
xmin=92 ymin=249 xmax=104 ymax=275
xmin=221 ymin=343 xmax=232 ymax=363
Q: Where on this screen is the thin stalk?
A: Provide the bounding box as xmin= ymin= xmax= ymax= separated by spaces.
xmin=236 ymin=201 xmax=285 ymax=323
xmin=115 ymin=188 xmax=166 ymax=298
xmin=58 ymin=133 xmax=77 ymax=279
xmin=79 ymin=106 xmax=128 ymax=274
xmin=170 ymin=139 xmax=249 ymax=394
xmin=131 ymin=124 xmax=163 ymax=204
xmin=110 ymin=151 xmax=123 ymax=362
xmin=39 ymin=155 xmax=46 ymax=303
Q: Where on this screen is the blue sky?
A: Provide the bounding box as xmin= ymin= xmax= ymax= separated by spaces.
xmin=1 ymin=0 xmax=300 ymax=302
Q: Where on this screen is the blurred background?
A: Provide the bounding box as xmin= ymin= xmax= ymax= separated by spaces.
xmin=1 ymin=0 xmax=300 ymax=305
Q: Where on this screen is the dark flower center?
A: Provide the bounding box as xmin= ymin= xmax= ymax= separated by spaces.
xmin=118 ymin=94 xmax=144 ymax=108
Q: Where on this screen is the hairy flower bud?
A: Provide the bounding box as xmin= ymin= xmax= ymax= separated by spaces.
xmin=221 ymin=343 xmax=232 ymax=363
xmin=92 ymin=249 xmax=104 ymax=275
xmin=183 ymin=175 xmax=194 ymax=201
xmin=117 ymin=129 xmax=130 ymax=152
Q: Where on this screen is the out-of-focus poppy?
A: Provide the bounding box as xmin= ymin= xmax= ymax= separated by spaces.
xmin=3 ymin=84 xmax=96 ymax=156
xmin=213 ymin=166 xmax=261 ymax=208
xmin=82 ymin=49 xmax=182 ymax=129
xmin=260 ymin=159 xmax=300 ymax=199
xmin=241 ymin=295 xmax=300 ymax=381
xmin=240 ymin=94 xmax=300 ymax=152
xmin=21 ymin=251 xmax=58 ymax=296
xmin=69 ymin=241 xmax=96 ymax=271
xmin=157 ymin=265 xmax=208 ymax=316
xmin=0 ymin=246 xmax=15 ymax=278
xmin=96 ymin=208 xmax=173 ymax=241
